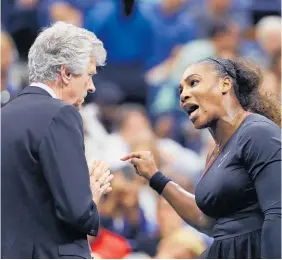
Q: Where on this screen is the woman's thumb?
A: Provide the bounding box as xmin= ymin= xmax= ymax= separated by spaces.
xmin=131 ymin=157 xmax=142 ymax=166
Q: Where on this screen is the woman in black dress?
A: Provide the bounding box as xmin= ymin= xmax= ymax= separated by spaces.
xmin=121 ymin=57 xmax=281 ymax=258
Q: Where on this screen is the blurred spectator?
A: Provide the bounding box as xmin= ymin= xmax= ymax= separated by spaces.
xmin=98 ymin=171 xmax=150 ymax=249
xmin=147 ymin=19 xmax=241 ymax=84
xmin=84 ymin=83 xmax=125 ymax=133
xmin=271 ymin=50 xmax=281 ymax=93
xmin=1 ymin=32 xmax=14 ymax=93
xmin=256 ymin=16 xmax=281 ymax=55
xmin=114 ymin=104 xmax=153 ymax=145
xmin=104 ymin=104 xmax=155 ymax=168
xmin=1 ymin=31 xmax=24 ymax=106
xmin=133 ymin=197 xmax=206 ymax=258
xmin=127 ymin=126 xmax=165 ymax=233
xmin=190 ymin=0 xmax=252 ymax=37
xmin=81 ymin=103 xmax=151 ymax=170
xmin=180 ymin=121 xmax=206 ymax=154
xmin=37 ymin=0 xmax=99 ymax=27
xmin=157 ymin=137 xmax=204 ymax=178
xmin=85 ymin=0 xmax=153 ymax=65
xmin=46 ymin=1 xmax=82 ymax=26
xmin=84 ymin=0 xmax=154 ymax=104
xmin=155 ymin=228 xmax=206 ymax=258
xmin=1 ymin=0 xmax=40 ymax=60
xmin=248 ymin=15 xmax=282 ymax=68
xmin=169 ymin=20 xmax=241 ymax=81
xmin=260 ymin=69 xmax=281 ymax=100
xmin=154 ymin=113 xmax=176 ymax=139
xmin=142 ymin=0 xmax=197 ymax=67
xmin=80 ymin=103 xmax=111 ymax=161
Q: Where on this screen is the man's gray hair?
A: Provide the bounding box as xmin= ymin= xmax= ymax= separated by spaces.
xmin=28 ymin=21 xmax=107 ymax=83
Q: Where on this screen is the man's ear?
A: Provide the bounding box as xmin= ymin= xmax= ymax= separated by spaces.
xmin=60 ymin=65 xmax=72 ymax=85
xmin=220 ymin=76 xmax=232 ymax=95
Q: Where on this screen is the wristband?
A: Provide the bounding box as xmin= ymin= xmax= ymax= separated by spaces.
xmin=149 ymin=171 xmax=172 ymax=194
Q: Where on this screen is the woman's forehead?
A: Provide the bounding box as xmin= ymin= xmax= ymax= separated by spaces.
xmin=181 ymin=63 xmax=214 ymax=81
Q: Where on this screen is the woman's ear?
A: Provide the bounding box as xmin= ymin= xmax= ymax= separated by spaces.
xmin=60 ymin=65 xmax=72 ymax=85
xmin=220 ymin=77 xmax=232 ymax=95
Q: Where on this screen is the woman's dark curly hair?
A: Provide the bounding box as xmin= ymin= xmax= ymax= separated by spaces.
xmin=197 ymin=57 xmax=281 ymax=127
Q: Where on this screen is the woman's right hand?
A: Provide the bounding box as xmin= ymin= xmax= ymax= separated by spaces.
xmin=120 ymin=151 xmax=158 ymax=180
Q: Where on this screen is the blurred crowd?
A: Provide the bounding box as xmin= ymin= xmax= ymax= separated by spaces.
xmin=1 ymin=0 xmax=281 ymax=258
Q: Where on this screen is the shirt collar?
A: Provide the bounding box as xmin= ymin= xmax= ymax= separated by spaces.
xmin=30 ymin=82 xmax=57 ymax=99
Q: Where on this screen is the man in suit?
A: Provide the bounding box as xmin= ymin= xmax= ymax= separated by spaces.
xmin=1 ymin=21 xmax=113 ymax=258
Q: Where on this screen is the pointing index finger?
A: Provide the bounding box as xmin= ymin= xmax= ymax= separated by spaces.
xmin=120 ymin=152 xmax=142 ymax=161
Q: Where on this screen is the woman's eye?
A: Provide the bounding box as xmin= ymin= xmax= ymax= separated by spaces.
xmin=190 ymin=80 xmax=199 ymax=87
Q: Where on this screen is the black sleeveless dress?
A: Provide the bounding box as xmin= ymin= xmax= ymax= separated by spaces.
xmin=195 ymin=114 xmax=281 ymax=258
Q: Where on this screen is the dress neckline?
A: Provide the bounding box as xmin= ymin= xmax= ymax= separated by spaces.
xmin=200 ymin=112 xmax=252 ymax=180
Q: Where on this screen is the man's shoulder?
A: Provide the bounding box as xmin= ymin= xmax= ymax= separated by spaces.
xmin=30 ymin=97 xmax=82 ymax=125
xmin=2 ymin=90 xmax=80 ymax=124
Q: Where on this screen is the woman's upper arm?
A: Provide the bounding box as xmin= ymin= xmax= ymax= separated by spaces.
xmin=238 ymin=120 xmax=281 ymax=212
xmin=238 ymin=120 xmax=281 ymax=258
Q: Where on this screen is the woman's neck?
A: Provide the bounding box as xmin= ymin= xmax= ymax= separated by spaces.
xmin=208 ymin=107 xmax=247 ymax=147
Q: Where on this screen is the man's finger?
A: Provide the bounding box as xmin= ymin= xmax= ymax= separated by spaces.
xmin=101 ymin=183 xmax=111 ymax=194
xmin=103 ymin=174 xmax=114 ymax=185
xmin=93 ymin=160 xmax=100 ymax=168
xmin=89 ymin=160 xmax=100 ymax=174
xmin=101 ymin=163 xmax=109 ymax=174
xmin=95 ymin=161 xmax=108 ymax=175
xmin=93 ymin=160 xmax=102 ymax=168
xmin=91 ymin=168 xmax=103 ymax=180
xmin=90 ymin=179 xmax=100 ymax=190
xmin=98 ymin=170 xmax=111 ymax=184
xmin=104 ymin=186 xmax=112 ymax=195
xmin=89 ymin=160 xmax=98 ymax=176
xmin=91 ymin=162 xmax=108 ymax=180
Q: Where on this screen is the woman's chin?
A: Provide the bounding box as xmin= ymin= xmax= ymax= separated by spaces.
xmin=190 ymin=118 xmax=207 ymax=129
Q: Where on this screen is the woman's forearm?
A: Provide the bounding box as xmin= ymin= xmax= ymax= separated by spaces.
xmin=161 ymin=181 xmax=215 ymax=236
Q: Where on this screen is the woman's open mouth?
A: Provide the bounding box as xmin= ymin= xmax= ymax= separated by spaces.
xmin=183 ymin=104 xmax=199 ymax=122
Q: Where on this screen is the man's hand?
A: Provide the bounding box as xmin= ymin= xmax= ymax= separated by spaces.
xmin=89 ymin=160 xmax=113 ymax=205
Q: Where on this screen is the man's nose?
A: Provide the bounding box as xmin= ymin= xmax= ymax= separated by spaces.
xmin=88 ymin=80 xmax=96 ymax=93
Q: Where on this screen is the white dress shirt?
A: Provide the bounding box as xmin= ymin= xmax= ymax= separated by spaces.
xmin=30 ymin=82 xmax=57 ymax=99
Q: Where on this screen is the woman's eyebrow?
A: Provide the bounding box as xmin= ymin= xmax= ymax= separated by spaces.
xmin=183 ymin=73 xmax=201 ymax=83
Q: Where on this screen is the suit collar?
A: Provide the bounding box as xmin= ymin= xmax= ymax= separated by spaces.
xmin=30 ymin=82 xmax=57 ymax=98
xmin=18 ymin=86 xmax=53 ymax=98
